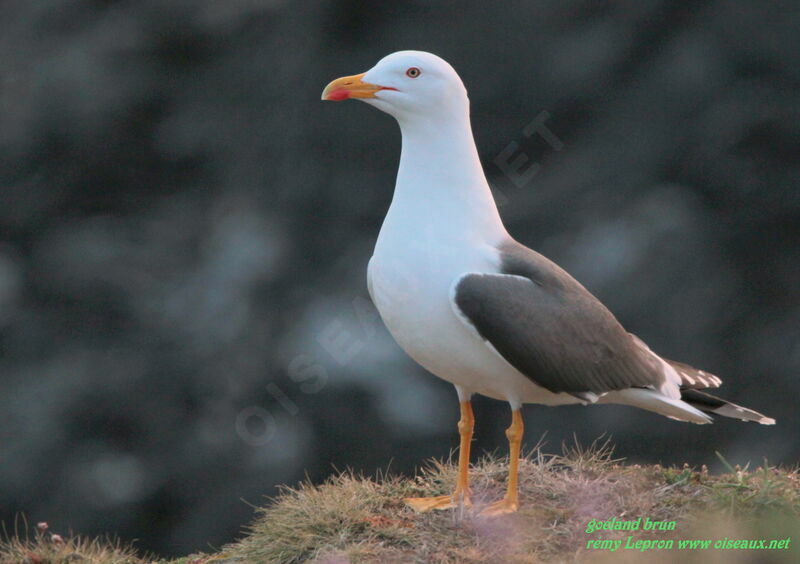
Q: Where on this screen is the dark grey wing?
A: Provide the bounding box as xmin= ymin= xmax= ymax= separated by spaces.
xmin=665 ymin=358 xmax=722 ymax=389
xmin=628 ymin=332 xmax=722 ymax=390
xmin=451 ymin=239 xmax=667 ymax=397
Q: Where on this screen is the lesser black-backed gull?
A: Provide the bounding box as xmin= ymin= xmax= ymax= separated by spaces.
xmin=322 ymin=51 xmax=775 ymax=515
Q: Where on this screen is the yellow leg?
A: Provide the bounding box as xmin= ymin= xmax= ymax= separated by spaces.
xmin=481 ymin=409 xmax=523 ymax=515
xmin=405 ymin=400 xmax=474 ymax=511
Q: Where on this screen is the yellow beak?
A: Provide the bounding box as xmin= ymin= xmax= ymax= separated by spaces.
xmin=321 ymin=73 xmax=395 ymax=101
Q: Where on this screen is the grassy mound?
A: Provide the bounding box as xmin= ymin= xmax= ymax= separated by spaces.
xmin=4 ymin=442 xmax=799 ymax=563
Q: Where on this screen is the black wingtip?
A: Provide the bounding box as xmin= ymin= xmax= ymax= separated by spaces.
xmin=681 ymin=389 xmax=775 ymax=425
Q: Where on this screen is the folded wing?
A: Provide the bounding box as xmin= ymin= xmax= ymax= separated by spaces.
xmin=451 ymin=239 xmax=672 ymax=400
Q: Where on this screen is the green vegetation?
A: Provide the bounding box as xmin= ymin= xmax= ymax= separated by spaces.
xmin=4 ymin=442 xmax=798 ymax=563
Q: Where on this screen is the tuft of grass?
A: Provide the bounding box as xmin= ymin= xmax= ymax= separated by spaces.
xmin=3 ymin=443 xmax=798 ymax=563
xmin=0 ymin=520 xmax=146 ymax=564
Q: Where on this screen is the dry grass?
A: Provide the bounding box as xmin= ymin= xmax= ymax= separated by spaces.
xmin=0 ymin=520 xmax=145 ymax=564
xmin=216 ymin=440 xmax=799 ymax=563
xmin=3 ymin=442 xmax=798 ymax=563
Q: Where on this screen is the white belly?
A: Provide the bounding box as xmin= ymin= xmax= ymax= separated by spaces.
xmin=368 ymin=235 xmax=575 ymax=407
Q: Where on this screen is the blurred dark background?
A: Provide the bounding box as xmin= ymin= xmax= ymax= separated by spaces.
xmin=1 ymin=0 xmax=798 ymax=557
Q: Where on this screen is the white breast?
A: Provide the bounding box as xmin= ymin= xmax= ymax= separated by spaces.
xmin=364 ymin=110 xmax=577 ymax=407
xmin=368 ymin=236 xmax=485 ymax=382
xmin=368 ymin=218 xmax=564 ymax=406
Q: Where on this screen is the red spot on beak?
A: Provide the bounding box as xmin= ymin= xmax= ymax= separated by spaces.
xmin=327 ymin=88 xmax=351 ymax=101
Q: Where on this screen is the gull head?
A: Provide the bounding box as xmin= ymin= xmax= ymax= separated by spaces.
xmin=321 ymin=51 xmax=469 ymax=123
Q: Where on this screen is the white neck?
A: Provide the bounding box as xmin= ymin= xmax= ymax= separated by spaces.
xmin=379 ymin=109 xmax=507 ymax=246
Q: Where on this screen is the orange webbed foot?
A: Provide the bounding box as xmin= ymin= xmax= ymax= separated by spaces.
xmin=404 ymin=491 xmax=472 ymax=512
xmin=479 ymin=497 xmax=518 ymax=516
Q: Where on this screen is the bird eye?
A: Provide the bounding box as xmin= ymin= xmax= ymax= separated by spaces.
xmin=406 ymin=67 xmax=421 ymax=78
